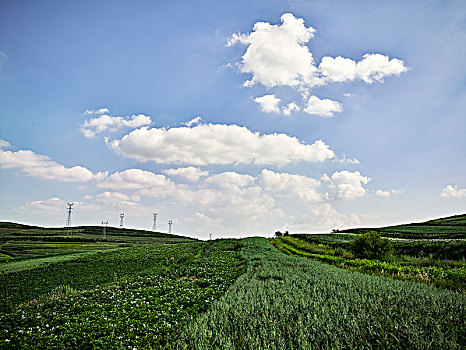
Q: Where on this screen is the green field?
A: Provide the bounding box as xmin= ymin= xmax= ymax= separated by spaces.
xmin=337 ymin=213 xmax=466 ymax=239
xmin=0 ymin=217 xmax=465 ymax=349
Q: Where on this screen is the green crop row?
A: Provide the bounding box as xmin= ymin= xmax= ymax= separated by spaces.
xmin=172 ymin=238 xmax=465 ymax=349
xmin=0 ymin=240 xmax=245 ymax=348
xmin=272 ymin=236 xmax=465 ymax=292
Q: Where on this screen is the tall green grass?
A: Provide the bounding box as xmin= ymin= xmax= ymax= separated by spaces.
xmin=173 ymin=237 xmax=465 ymax=349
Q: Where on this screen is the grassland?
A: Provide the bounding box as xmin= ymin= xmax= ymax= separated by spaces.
xmin=0 ymin=221 xmax=194 ymax=261
xmin=173 ymin=238 xmax=465 ymax=349
xmin=337 ymin=213 xmax=466 ymax=239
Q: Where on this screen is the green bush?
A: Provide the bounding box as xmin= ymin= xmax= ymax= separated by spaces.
xmin=350 ymin=231 xmax=392 ymax=259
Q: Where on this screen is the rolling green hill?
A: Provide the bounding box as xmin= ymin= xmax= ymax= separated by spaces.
xmin=0 ymin=221 xmax=196 ymax=261
xmin=338 ymin=213 xmax=466 ymax=239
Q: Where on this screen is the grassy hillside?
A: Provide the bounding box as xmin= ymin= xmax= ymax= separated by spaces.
xmin=0 ymin=221 xmax=195 ymax=261
xmin=338 ymin=213 xmax=466 ymax=239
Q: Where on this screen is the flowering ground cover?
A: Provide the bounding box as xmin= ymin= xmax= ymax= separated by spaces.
xmin=0 ymin=239 xmax=245 ymax=348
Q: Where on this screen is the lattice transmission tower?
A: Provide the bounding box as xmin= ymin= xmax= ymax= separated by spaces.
xmin=65 ymin=203 xmax=74 ymax=235
xmin=120 ymin=213 xmax=124 ymax=228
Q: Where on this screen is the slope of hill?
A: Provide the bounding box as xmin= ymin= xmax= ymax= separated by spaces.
xmin=338 ymin=213 xmax=466 ymax=239
xmin=0 ymin=221 xmax=196 ymax=261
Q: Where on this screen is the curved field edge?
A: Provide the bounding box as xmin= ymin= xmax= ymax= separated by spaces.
xmin=172 ymin=237 xmax=465 ymax=350
xmin=270 ymin=236 xmax=465 ymax=292
xmin=0 ymin=240 xmax=245 ymax=348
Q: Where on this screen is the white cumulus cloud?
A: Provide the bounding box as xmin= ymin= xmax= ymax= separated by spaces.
xmin=375 ymin=190 xmax=391 ymax=197
xmin=0 ymin=148 xmax=106 ymax=182
xmin=206 ymin=172 xmax=256 ymax=188
xmin=259 ymin=169 xmax=323 ymax=203
xmin=109 ymin=123 xmax=335 ymax=166
xmin=230 ymin=13 xmax=321 ymax=88
xmin=304 ymin=95 xmax=343 ymax=117
xmin=163 ymin=167 xmax=209 ymax=182
xmin=228 ymin=13 xmax=408 ymax=117
xmin=81 ymin=113 xmax=152 ymax=138
xmin=282 ymin=102 xmax=301 ymax=116
xmin=98 ymin=168 xmax=175 ymax=191
xmin=254 ymin=95 xmax=281 ymax=113
xmin=441 ymin=185 xmax=466 ymax=198
xmin=330 ymin=170 xmax=371 ymax=199
xmin=83 ymin=108 xmax=110 ymax=115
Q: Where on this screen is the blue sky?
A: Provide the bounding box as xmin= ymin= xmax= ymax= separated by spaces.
xmin=0 ymin=0 xmax=465 ymax=238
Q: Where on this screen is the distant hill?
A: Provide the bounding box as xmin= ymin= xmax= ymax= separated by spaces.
xmin=0 ymin=221 xmax=195 ymax=241
xmin=338 ymin=214 xmax=466 ymax=239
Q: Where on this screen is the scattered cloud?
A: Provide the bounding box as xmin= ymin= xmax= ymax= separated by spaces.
xmin=228 ymin=13 xmax=408 ymax=116
xmin=375 ymin=190 xmax=391 ymax=197
xmin=391 ymin=189 xmax=405 ymax=194
xmin=81 ymin=113 xmax=152 ymax=138
xmin=163 ymin=167 xmax=209 ymax=182
xmin=109 ymin=123 xmax=335 ymax=166
xmin=334 ymin=154 xmax=359 ymax=165
xmin=330 ymin=170 xmax=371 ymax=199
xmin=83 ymin=108 xmax=110 ymax=115
xmin=441 ymin=185 xmax=466 ymax=198
xmin=282 ymin=102 xmax=301 ymax=116
xmin=0 ymin=139 xmax=12 ymax=149
xmin=303 ymin=95 xmax=343 ymax=117
xmin=0 ymin=148 xmax=106 ymax=182
xmin=254 ymin=95 xmax=281 ymax=113
xmin=182 ymin=116 xmax=203 ymax=127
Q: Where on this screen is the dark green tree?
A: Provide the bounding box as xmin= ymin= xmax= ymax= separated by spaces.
xmin=350 ymin=231 xmax=392 ymax=259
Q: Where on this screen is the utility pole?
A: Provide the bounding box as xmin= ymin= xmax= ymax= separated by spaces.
xmin=101 ymin=221 xmax=108 ymax=240
xmin=65 ymin=203 xmax=74 ymax=235
xmin=168 ymin=220 xmax=173 ymax=234
xmin=119 ymin=213 xmax=124 ymax=228
xmin=152 ymin=213 xmax=158 ymax=231
xmin=209 ymin=233 xmax=212 ymax=241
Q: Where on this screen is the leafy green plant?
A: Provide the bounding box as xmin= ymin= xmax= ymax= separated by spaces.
xmin=350 ymin=231 xmax=392 ymax=259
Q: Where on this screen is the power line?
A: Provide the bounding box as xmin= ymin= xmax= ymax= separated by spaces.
xmin=65 ymin=203 xmax=74 ymax=235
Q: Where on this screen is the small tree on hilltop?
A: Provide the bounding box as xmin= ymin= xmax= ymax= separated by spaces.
xmin=275 ymin=231 xmax=283 ymax=237
xmin=350 ymin=231 xmax=392 ymax=259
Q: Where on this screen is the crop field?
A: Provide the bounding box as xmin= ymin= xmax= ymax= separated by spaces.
xmin=174 ymin=238 xmax=465 ymax=349
xmin=271 ymin=235 xmax=465 ymax=291
xmin=0 ymin=239 xmax=245 ymax=348
xmin=0 ymin=217 xmax=465 ymax=349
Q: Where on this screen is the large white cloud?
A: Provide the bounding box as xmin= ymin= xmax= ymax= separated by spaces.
xmin=81 ymin=113 xmax=152 ymax=138
xmin=109 ymin=123 xmax=336 ymax=166
xmin=441 ymin=185 xmax=466 ymax=198
xmin=0 ymin=148 xmax=105 ymax=182
xmin=230 ymin=13 xmax=321 ymax=88
xmin=329 ymin=170 xmax=371 ymax=199
xmin=319 ymin=54 xmax=409 ymax=84
xmin=304 ymin=95 xmax=343 ymax=117
xmin=228 ymin=13 xmax=408 ymax=116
